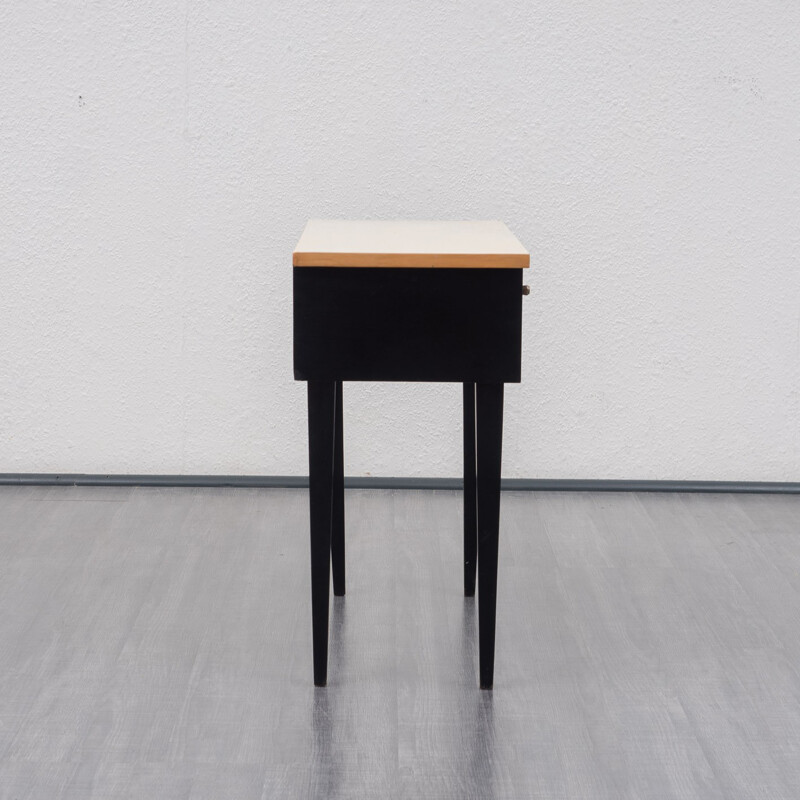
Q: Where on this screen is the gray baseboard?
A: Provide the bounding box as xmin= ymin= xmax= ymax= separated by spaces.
xmin=0 ymin=473 xmax=799 ymax=494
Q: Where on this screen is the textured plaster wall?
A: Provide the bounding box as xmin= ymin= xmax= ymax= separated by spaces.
xmin=2 ymin=2 xmax=799 ymax=480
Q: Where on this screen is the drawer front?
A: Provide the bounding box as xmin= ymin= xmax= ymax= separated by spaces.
xmin=293 ymin=267 xmax=522 ymax=382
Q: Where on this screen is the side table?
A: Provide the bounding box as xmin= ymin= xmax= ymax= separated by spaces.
xmin=293 ymin=220 xmax=529 ymax=688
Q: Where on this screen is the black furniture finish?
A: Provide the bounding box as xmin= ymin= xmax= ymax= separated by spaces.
xmin=293 ymin=220 xmax=527 ymax=689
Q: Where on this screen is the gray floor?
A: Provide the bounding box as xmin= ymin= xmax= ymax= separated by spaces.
xmin=0 ymin=488 xmax=799 ymax=799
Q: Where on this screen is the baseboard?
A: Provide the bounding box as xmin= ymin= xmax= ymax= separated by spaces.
xmin=1 ymin=474 xmax=798 ymax=494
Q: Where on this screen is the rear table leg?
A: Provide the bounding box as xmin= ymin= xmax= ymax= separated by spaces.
xmin=331 ymin=381 xmax=345 ymax=597
xmin=463 ymin=382 xmax=477 ymax=597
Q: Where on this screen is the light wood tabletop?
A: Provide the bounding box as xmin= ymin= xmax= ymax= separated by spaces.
xmin=293 ymin=219 xmax=530 ymax=268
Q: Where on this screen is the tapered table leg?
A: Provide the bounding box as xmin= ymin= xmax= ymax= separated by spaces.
xmin=476 ymin=382 xmax=504 ymax=690
xmin=463 ymin=382 xmax=477 ymax=597
xmin=331 ymin=381 xmax=345 ymax=596
xmin=308 ymin=380 xmax=336 ymax=687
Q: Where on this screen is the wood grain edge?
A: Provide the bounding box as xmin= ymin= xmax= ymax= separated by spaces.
xmin=292 ymin=252 xmax=530 ymax=268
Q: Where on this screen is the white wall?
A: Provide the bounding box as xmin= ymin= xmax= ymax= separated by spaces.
xmin=2 ymin=2 xmax=799 ymax=481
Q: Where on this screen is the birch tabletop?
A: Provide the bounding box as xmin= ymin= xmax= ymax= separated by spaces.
xmin=293 ymin=219 xmax=529 ymax=269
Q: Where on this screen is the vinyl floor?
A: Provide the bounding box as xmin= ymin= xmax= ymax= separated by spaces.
xmin=0 ymin=486 xmax=799 ymax=799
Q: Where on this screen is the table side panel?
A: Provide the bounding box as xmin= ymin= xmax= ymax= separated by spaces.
xmin=293 ymin=267 xmax=522 ymax=382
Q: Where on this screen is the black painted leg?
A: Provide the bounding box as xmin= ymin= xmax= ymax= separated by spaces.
xmin=308 ymin=380 xmax=336 ymax=687
xmin=331 ymin=381 xmax=345 ymax=597
xmin=463 ymin=382 xmax=477 ymax=597
xmin=476 ymin=382 xmax=504 ymax=690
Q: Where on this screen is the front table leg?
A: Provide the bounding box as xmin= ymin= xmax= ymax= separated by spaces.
xmin=307 ymin=380 xmax=336 ymax=686
xmin=476 ymin=382 xmax=504 ymax=689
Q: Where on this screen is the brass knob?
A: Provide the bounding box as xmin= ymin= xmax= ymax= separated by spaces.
xmin=522 ymin=285 xmax=530 ymax=296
